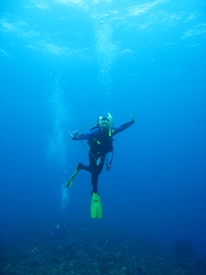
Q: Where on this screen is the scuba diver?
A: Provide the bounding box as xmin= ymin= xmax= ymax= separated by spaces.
xmin=66 ymin=113 xmax=134 ymax=219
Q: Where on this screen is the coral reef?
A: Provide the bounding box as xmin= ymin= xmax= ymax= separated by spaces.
xmin=0 ymin=227 xmax=205 ymax=275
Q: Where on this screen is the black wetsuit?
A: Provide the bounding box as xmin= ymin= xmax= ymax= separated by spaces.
xmin=73 ymin=119 xmax=134 ymax=193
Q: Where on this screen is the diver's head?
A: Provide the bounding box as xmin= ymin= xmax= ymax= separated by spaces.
xmin=98 ymin=117 xmax=110 ymax=129
xmin=98 ymin=113 xmax=113 ymax=130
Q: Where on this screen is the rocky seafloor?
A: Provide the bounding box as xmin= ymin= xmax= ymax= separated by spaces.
xmin=0 ymin=224 xmax=206 ymax=275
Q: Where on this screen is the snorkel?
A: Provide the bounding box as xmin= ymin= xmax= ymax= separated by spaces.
xmin=107 ymin=113 xmax=113 ymax=136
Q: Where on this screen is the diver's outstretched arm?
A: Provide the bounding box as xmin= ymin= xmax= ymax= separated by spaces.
xmin=113 ymin=115 xmax=134 ymax=135
xmin=70 ymin=128 xmax=99 ymax=140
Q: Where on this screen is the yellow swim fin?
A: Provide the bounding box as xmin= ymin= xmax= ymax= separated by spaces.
xmin=91 ymin=192 xmax=102 ymax=219
xmin=65 ymin=165 xmax=80 ymax=188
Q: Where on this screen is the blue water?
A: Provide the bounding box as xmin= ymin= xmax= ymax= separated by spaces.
xmin=0 ymin=0 xmax=206 ymax=258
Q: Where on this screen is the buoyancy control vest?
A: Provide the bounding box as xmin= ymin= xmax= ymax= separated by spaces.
xmin=87 ymin=126 xmax=114 ymax=155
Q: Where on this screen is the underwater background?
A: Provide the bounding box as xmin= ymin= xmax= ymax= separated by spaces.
xmin=0 ymin=1 xmax=206 ymax=274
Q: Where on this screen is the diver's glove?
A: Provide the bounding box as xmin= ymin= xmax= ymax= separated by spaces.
xmin=70 ymin=130 xmax=79 ymax=140
xmin=130 ymin=114 xmax=135 ymax=124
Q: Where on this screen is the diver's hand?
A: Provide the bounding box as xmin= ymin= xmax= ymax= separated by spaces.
xmin=130 ymin=114 xmax=135 ymax=124
xmin=70 ymin=130 xmax=79 ymax=140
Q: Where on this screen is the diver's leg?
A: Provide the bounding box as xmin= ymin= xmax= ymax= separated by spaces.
xmin=78 ymin=163 xmax=92 ymax=173
xmin=90 ymin=155 xmax=106 ymax=193
xmin=90 ymin=155 xmax=106 ymax=218
xmin=77 ymin=152 xmax=94 ymax=173
xmin=91 ymin=173 xmax=99 ymax=193
xmin=79 ymin=151 xmax=106 ymax=173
